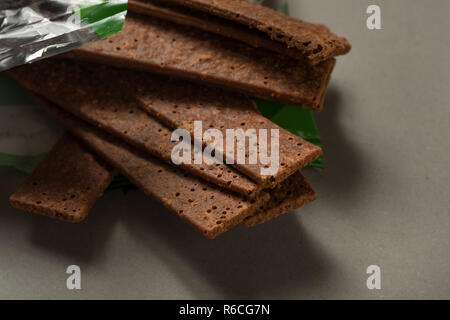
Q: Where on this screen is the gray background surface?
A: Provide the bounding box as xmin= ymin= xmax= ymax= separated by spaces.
xmin=0 ymin=0 xmax=449 ymax=299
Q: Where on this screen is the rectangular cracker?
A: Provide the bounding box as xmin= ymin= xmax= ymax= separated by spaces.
xmin=128 ymin=0 xmax=350 ymax=64
xmin=65 ymin=12 xmax=336 ymax=111
xmin=35 ymin=96 xmax=318 ymax=237
xmin=127 ymin=0 xmax=305 ymax=61
xmin=7 ymin=60 xmax=260 ymax=198
xmin=9 ymin=133 xmax=116 ymax=223
xmin=135 ymin=76 xmax=322 ymax=187
xmin=9 ymin=59 xmax=321 ymax=190
xmin=163 ymin=0 xmax=351 ymax=65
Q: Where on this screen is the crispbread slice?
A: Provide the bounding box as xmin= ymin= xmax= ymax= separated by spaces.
xmin=127 ymin=0 xmax=307 ymax=61
xmin=136 ymin=83 xmax=322 ymax=188
xmin=7 ymin=60 xmax=260 ymax=198
xmin=9 ymin=133 xmax=116 ymax=222
xmin=128 ymin=0 xmax=349 ymax=64
xmin=164 ymin=0 xmax=351 ymax=65
xmin=65 ymin=13 xmax=336 ymax=111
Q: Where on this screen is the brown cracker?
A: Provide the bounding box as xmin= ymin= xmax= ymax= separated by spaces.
xmin=9 ymin=133 xmax=116 ymax=222
xmin=127 ymin=0 xmax=315 ymax=61
xmin=165 ymin=0 xmax=351 ymax=65
xmin=135 ymin=79 xmax=322 ymax=187
xmin=66 ymin=13 xmax=336 ymax=111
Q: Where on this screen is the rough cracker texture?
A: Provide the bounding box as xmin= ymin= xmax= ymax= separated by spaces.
xmin=37 ymin=99 xmax=271 ymax=239
xmin=167 ymin=0 xmax=351 ymax=65
xmin=66 ymin=13 xmax=336 ymax=111
xmin=9 ymin=133 xmax=116 ymax=223
xmin=136 ymin=80 xmax=322 ymax=187
xmin=128 ymin=0 xmax=316 ymax=61
xmin=9 ymin=59 xmax=321 ymax=190
xmin=8 ymin=60 xmax=259 ymax=198
xmin=244 ymin=171 xmax=317 ymax=227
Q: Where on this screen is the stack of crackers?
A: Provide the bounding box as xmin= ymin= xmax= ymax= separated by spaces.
xmin=7 ymin=0 xmax=350 ymax=238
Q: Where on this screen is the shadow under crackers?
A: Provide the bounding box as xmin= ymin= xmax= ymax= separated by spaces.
xmin=0 ymin=168 xmax=122 ymax=264
xmin=2 ymin=171 xmax=335 ymax=299
xmin=308 ymin=85 xmax=370 ymax=210
xmin=4 ymin=181 xmax=334 ymax=299
xmin=25 ymin=191 xmax=123 ymax=264
xmin=119 ymin=191 xmax=335 ymax=300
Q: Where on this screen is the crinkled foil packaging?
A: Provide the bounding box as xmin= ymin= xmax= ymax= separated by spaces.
xmin=0 ymin=0 xmax=127 ymax=72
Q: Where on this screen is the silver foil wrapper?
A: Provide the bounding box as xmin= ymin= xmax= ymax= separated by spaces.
xmin=0 ymin=0 xmax=127 ymax=71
